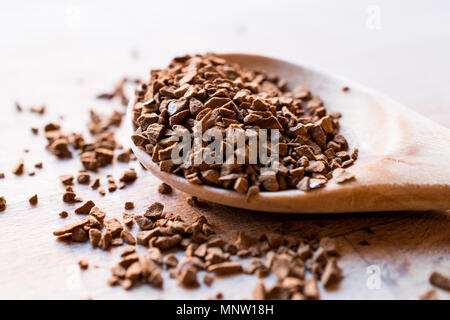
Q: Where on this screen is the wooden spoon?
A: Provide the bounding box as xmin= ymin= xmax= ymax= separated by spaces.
xmin=126 ymin=53 xmax=450 ymax=213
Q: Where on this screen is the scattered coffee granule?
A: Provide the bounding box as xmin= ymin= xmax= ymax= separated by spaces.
xmin=59 ymin=211 xmax=68 ymax=218
xmin=107 ymin=175 xmax=117 ymax=192
xmin=342 ymin=86 xmax=349 ymax=92
xmin=158 ymin=183 xmax=172 ymax=194
xmin=28 ymin=194 xmax=38 ymax=206
xmin=203 ymin=274 xmax=215 ymax=286
xmin=59 ymin=174 xmax=74 ymax=186
xmin=28 ymin=171 xmax=35 ymax=176
xmin=98 ymin=187 xmax=106 ymax=196
xmin=117 ymin=150 xmax=131 ymax=163
xmin=77 ymin=171 xmax=90 ymax=185
xmin=74 ymin=200 xmax=95 ymax=215
xmin=124 ymin=201 xmax=135 ymax=210
xmin=34 ymin=162 xmax=43 ymax=169
xmin=12 ymin=159 xmax=24 ymax=175
xmin=30 ymin=105 xmax=46 ymax=114
xmin=119 ymin=169 xmax=137 ymax=184
xmin=89 ymin=229 xmax=102 ymax=248
xmin=186 ymin=196 xmax=198 ymax=207
xmin=62 ymin=191 xmax=75 ymax=203
xmin=31 ymin=127 xmax=39 ymax=135
xmin=53 ymin=183 xmax=344 ymax=299
xmin=15 ymin=101 xmax=23 ymax=112
xmin=303 ymin=279 xmax=320 ymax=300
xmin=177 ymin=265 xmax=199 ymax=287
xmin=419 ymin=289 xmax=438 ymax=300
xmin=96 ymin=78 xmax=136 ymax=106
xmin=78 ymin=260 xmax=89 ymax=270
xmin=0 ymin=196 xmax=6 ymax=212
xmin=0 ymin=173 xmax=5 ymax=179
xmin=131 ymin=54 xmax=356 ymax=194
xmin=90 ymin=177 xmax=100 ymax=189
xmin=429 ymin=271 xmax=450 ymax=291
xmin=44 ymin=123 xmax=72 ymax=159
xmin=121 ymin=230 xmax=136 ymax=245
xmin=252 ymin=281 xmax=266 ymax=300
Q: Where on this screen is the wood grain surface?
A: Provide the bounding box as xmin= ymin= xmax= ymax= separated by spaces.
xmin=0 ymin=0 xmax=449 ymax=300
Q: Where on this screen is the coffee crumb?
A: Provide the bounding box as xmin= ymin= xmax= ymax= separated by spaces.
xmin=124 ymin=201 xmax=135 ymax=210
xmin=28 ymin=194 xmax=38 ymax=206
xmin=186 ymin=196 xmax=198 ymax=207
xmin=12 ymin=159 xmax=25 ymax=175
xmin=30 ymin=105 xmax=46 ymax=114
xmin=75 ymin=200 xmax=95 ymax=215
xmin=59 ymin=211 xmax=68 ymax=218
xmin=419 ymin=289 xmax=438 ymax=300
xmin=34 ymin=162 xmax=43 ymax=169
xmin=0 ymin=173 xmax=5 ymax=179
xmin=15 ymin=101 xmax=23 ymax=112
xmin=77 ymin=171 xmax=90 ymax=185
xmin=0 ymin=197 xmax=6 ymax=212
xmin=158 ymin=183 xmax=172 ymax=194
xmin=203 ymin=274 xmax=214 ymax=286
xmin=429 ymin=271 xmax=450 ymax=291
xmin=78 ymin=260 xmax=89 ymax=270
xmin=59 ymin=174 xmax=74 ymax=186
xmin=90 ymin=177 xmax=100 ymax=190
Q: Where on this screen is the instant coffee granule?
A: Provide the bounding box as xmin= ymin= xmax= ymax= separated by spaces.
xmin=28 ymin=194 xmax=38 ymax=206
xmin=0 ymin=196 xmax=6 ymax=212
xmin=131 ymin=54 xmax=356 ymax=197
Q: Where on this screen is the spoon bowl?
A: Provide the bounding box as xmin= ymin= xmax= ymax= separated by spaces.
xmin=127 ymin=53 xmax=450 ymax=213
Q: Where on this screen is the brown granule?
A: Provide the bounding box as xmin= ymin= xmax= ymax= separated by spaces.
xmin=98 ymin=187 xmax=106 ymax=196
xmin=44 ymin=124 xmax=72 ymax=159
xmin=203 ymin=274 xmax=214 ymax=286
xmin=28 ymin=194 xmax=38 ymax=206
xmin=15 ymin=101 xmax=23 ymax=112
xmin=28 ymin=171 xmax=35 ymax=176
xmin=131 ymin=54 xmax=356 ymax=195
xmin=117 ymin=150 xmax=131 ymax=163
xmin=96 ymin=78 xmax=136 ymax=106
xmin=59 ymin=211 xmax=68 ymax=218
xmin=90 ymin=177 xmax=100 ymax=189
xmin=78 ymin=260 xmax=89 ymax=270
xmin=12 ymin=159 xmax=24 ymax=175
xmin=31 ymin=127 xmax=39 ymax=135
xmin=158 ymin=183 xmax=172 ymax=194
xmin=119 ymin=169 xmax=137 ymax=184
xmin=419 ymin=289 xmax=438 ymax=300
xmin=121 ymin=230 xmax=136 ymax=245
xmin=0 ymin=197 xmax=6 ymax=212
xmin=30 ymin=105 xmax=46 ymax=114
xmin=186 ymin=196 xmax=198 ymax=207
xmin=88 ymin=229 xmax=102 ymax=248
xmin=429 ymin=271 xmax=450 ymax=291
xmin=0 ymin=173 xmax=5 ymax=179
xmin=122 ymin=212 xmax=135 ymax=228
xmin=77 ymin=171 xmax=90 ymax=185
xmin=74 ymin=200 xmax=95 ymax=215
xmin=59 ymin=174 xmax=74 ymax=186
xmin=34 ymin=162 xmax=43 ymax=169
xmin=124 ymin=201 xmax=134 ymax=210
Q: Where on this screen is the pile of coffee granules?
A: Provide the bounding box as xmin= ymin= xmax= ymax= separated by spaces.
xmin=131 ymin=54 xmax=357 ymax=196
xmin=53 ymin=199 xmax=343 ymax=299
